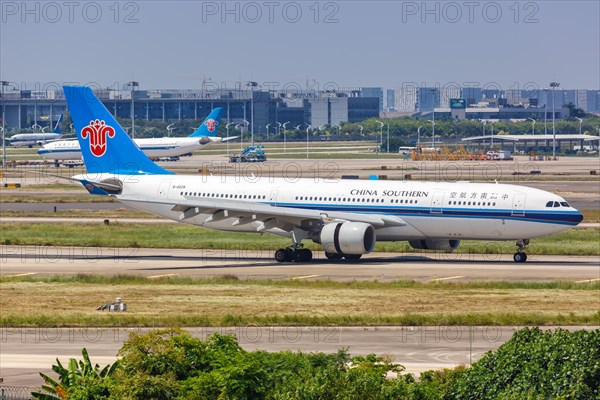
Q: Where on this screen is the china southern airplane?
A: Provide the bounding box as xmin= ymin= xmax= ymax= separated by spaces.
xmin=8 ymin=115 xmax=64 ymax=147
xmin=65 ymin=86 xmax=583 ymax=263
xmin=37 ymin=108 xmax=232 ymax=160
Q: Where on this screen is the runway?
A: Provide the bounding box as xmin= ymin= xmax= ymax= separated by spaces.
xmin=1 ymin=326 xmax=596 ymax=386
xmin=1 ymin=245 xmax=599 ymax=282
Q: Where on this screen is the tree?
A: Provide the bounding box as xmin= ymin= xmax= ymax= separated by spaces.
xmin=564 ymin=102 xmax=588 ymax=119
xmin=32 ymin=348 xmax=119 ymax=400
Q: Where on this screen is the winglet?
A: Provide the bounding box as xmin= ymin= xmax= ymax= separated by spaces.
xmin=53 ymin=115 xmax=63 ymax=134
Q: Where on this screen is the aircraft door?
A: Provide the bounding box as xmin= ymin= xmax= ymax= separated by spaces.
xmin=430 ymin=191 xmax=445 ymax=214
xmin=269 ymin=188 xmax=279 ymax=206
xmin=158 ymin=181 xmax=171 ymax=198
xmin=511 ymin=193 xmax=526 ymax=216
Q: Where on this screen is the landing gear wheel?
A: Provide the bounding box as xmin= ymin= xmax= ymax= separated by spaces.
xmin=294 ymin=249 xmax=313 ymax=262
xmin=513 ymin=252 xmax=527 ymax=263
xmin=344 ymin=254 xmax=362 ymax=260
xmin=325 ymin=252 xmax=343 ymax=261
xmin=513 ymin=239 xmax=529 ymax=263
xmin=275 ymin=248 xmax=292 ymax=263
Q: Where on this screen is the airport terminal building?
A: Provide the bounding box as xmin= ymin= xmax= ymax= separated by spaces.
xmin=0 ymin=87 xmax=380 ymax=133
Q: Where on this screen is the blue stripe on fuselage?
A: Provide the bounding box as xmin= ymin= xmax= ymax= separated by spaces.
xmin=270 ymin=202 xmax=583 ymax=226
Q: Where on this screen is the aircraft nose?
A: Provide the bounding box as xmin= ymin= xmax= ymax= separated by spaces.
xmin=574 ymin=210 xmax=584 ymax=225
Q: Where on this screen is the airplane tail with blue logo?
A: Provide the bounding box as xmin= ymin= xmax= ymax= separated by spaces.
xmin=63 ymin=86 xmax=172 ymax=176
xmin=53 ymin=114 xmax=63 ymax=134
xmin=188 ymin=107 xmax=223 ymax=137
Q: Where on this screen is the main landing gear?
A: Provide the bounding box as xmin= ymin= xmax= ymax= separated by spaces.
xmin=513 ymin=239 xmax=529 ymax=263
xmin=274 ymin=246 xmax=313 ymax=262
xmin=274 ymin=229 xmax=313 ymax=262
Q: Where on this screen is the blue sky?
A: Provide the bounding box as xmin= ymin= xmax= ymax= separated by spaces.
xmin=1 ymin=1 xmax=598 ymax=90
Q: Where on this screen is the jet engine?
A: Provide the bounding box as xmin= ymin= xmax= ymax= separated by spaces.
xmin=320 ymin=222 xmax=376 ymax=255
xmin=408 ymin=239 xmax=460 ymax=251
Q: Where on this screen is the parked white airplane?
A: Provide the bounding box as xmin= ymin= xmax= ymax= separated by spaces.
xmin=8 ymin=115 xmax=64 ymax=147
xmin=38 ymin=108 xmax=233 ymax=160
xmin=65 ymin=86 xmax=583 ymax=263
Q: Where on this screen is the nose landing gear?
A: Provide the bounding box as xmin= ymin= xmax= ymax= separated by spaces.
xmin=513 ymin=239 xmax=530 ymax=263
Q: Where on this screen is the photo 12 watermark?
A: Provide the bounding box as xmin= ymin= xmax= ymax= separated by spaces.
xmin=1 ymin=1 xmax=140 ymax=24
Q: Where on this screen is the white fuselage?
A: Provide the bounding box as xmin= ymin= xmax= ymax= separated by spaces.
xmin=102 ymin=173 xmax=582 ymax=242
xmin=38 ymin=137 xmax=222 ymax=160
xmin=9 ymin=133 xmax=61 ymax=147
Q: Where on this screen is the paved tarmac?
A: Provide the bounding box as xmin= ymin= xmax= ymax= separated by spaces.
xmin=1 ymin=245 xmax=598 ymax=282
xmin=1 ymin=326 xmax=597 ymax=386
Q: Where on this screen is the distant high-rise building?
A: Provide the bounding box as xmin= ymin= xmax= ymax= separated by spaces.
xmin=416 ymin=87 xmax=440 ymax=112
xmin=586 ymin=90 xmax=600 ymax=113
xmin=361 ymin=87 xmax=383 ymax=113
xmin=394 ymin=86 xmax=418 ymax=112
xmin=461 ymin=87 xmax=482 ymax=106
xmin=386 ymin=89 xmax=396 ymax=112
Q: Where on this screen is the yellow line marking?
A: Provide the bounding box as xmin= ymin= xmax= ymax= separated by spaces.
xmin=430 ymin=275 xmax=465 ymax=282
xmin=291 ymin=274 xmax=322 ymax=280
xmin=148 ymin=274 xmax=178 ymax=279
xmin=6 ymin=272 xmax=37 ymax=277
xmin=575 ymin=278 xmax=600 ymax=283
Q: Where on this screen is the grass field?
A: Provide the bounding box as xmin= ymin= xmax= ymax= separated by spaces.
xmin=1 ymin=275 xmax=598 ymax=327
xmin=1 ymin=223 xmax=599 ymax=255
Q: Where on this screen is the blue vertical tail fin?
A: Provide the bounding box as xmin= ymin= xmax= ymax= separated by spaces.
xmin=63 ymin=86 xmax=172 ymax=175
xmin=188 ymin=107 xmax=223 ymax=137
xmin=53 ymin=114 xmax=63 ymax=134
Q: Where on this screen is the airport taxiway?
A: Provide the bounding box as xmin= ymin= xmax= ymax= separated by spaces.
xmin=1 ymin=245 xmax=598 ymax=282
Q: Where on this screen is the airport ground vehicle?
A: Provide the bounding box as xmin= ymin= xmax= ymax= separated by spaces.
xmin=229 ymin=145 xmax=267 ymax=163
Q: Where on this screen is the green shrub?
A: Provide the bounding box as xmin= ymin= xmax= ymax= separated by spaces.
xmin=449 ymin=328 xmax=600 ymax=400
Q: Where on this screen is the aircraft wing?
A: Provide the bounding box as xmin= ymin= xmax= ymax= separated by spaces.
xmin=207 ymin=136 xmax=239 ymax=142
xmin=115 ymin=194 xmax=407 ymax=232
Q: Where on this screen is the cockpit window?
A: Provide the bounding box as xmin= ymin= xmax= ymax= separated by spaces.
xmin=553 ymin=202 xmax=560 ymax=207
xmin=560 ymin=202 xmax=570 ymax=207
xmin=546 ymin=201 xmax=553 ymax=207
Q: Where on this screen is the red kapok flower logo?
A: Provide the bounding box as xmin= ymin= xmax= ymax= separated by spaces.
xmin=81 ymin=120 xmax=116 ymax=157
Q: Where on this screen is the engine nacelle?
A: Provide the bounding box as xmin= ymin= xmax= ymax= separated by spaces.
xmin=320 ymin=222 xmax=376 ymax=255
xmin=408 ymin=239 xmax=460 ymax=251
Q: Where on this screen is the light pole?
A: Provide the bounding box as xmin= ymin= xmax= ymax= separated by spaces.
xmin=376 ymin=120 xmax=384 ymax=151
xmin=550 ymin=81 xmax=560 ymax=160
xmin=127 ymin=81 xmax=139 ymax=138
xmin=306 ymin=124 xmax=312 ymax=159
xmin=266 ymin=123 xmax=271 ymax=140
xmin=527 ymin=118 xmax=536 ymax=135
xmin=358 ymin=125 xmax=364 ymax=136
xmin=575 ymin=117 xmax=583 ymax=135
xmin=282 ymin=121 xmax=290 ymax=153
xmin=226 ymin=122 xmax=233 ymax=153
xmin=276 ymin=121 xmax=282 ymax=141
xmin=242 ymin=119 xmax=249 ymax=151
xmin=417 ymin=125 xmax=423 ymax=149
xmin=235 ymin=124 xmax=243 ymax=153
xmin=166 ymin=124 xmax=175 ymax=137
xmin=246 ymin=81 xmax=258 ymax=145
xmin=428 ymin=119 xmax=436 ymax=148
xmin=489 ymin=121 xmax=495 ymax=147
xmin=386 ymin=123 xmax=390 ymax=153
